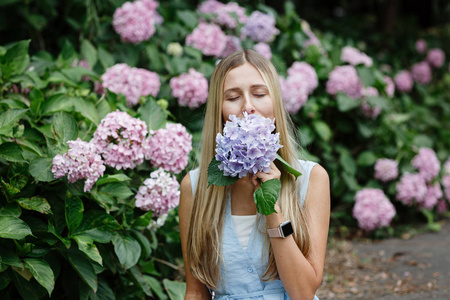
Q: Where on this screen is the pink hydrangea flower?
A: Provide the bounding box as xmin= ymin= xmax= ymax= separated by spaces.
xmin=186 ymin=23 xmax=227 ymax=57
xmin=415 ymin=39 xmax=427 ymax=54
xmin=384 ymin=76 xmax=395 ymax=98
xmin=396 ymin=173 xmax=427 ymax=206
xmin=287 ymin=62 xmax=318 ymax=94
xmin=242 ymin=11 xmax=279 ymax=43
xmin=92 ymin=110 xmax=148 ymax=170
xmin=411 ymin=61 xmax=432 ymax=85
xmin=411 ymin=148 xmax=440 ymax=182
xmin=112 ymin=0 xmax=161 ymax=43
xmin=198 ymin=0 xmax=224 ymax=14
xmin=360 ymin=87 xmax=381 ymax=119
xmin=426 ymin=48 xmax=446 ymax=68
xmin=52 ymin=138 xmax=105 ymax=192
xmin=419 ymin=183 xmax=442 ymax=210
xmin=394 ymin=70 xmax=413 ymax=92
xmin=374 ymin=158 xmax=398 ymax=182
xmin=340 ymin=46 xmax=373 ymax=67
xmin=144 ymin=123 xmax=192 ymax=174
xmin=326 ymin=65 xmax=363 ymax=99
xmin=220 ymin=35 xmax=242 ymax=58
xmin=216 ymin=2 xmax=247 ymax=29
xmin=170 ymin=68 xmax=208 ymax=108
xmin=279 ymin=75 xmax=308 ymax=114
xmin=101 ymin=63 xmax=160 ymax=106
xmin=135 ymin=168 xmax=180 ymax=216
xmin=352 ymin=188 xmax=396 ymax=231
xmin=254 ymin=43 xmax=272 ymax=60
xmin=442 ymin=175 xmax=450 ymax=201
xmin=437 ymin=199 xmax=448 ymax=214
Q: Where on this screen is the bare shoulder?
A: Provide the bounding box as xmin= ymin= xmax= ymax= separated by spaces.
xmin=310 ymin=164 xmax=329 ymax=186
xmin=179 ymin=173 xmax=193 ymax=214
xmin=304 ymin=163 xmax=330 ymax=209
xmin=181 ymin=173 xmax=192 ymax=195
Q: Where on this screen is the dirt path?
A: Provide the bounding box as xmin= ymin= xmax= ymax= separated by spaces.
xmin=316 ymin=220 xmax=450 ymax=300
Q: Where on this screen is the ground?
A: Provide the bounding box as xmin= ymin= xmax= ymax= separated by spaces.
xmin=316 ymin=220 xmax=450 ymax=300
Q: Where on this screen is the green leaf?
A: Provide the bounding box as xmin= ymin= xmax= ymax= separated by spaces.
xmin=81 ymin=40 xmax=97 ymax=68
xmin=145 ymin=45 xmax=164 ymax=72
xmin=99 ymin=182 xmax=133 ymax=199
xmin=130 ymin=266 xmax=153 ymax=296
xmin=146 ymin=276 xmax=168 ymax=300
xmin=39 ymin=94 xmax=72 ymax=116
xmin=75 ymin=211 xmax=121 ymax=235
xmin=207 ymin=158 xmax=239 ymax=187
xmin=304 ymin=44 xmax=320 ymax=64
xmin=130 ymin=230 xmax=151 ymax=259
xmin=356 ymin=67 xmax=375 ymax=87
xmin=12 ymin=270 xmax=43 ymax=300
xmin=0 ymin=270 xmax=12 ymax=291
xmin=29 ymin=157 xmax=54 ymax=182
xmin=339 ymin=152 xmax=357 ymax=175
xmin=0 ymin=246 xmax=22 ymax=268
xmin=0 ymin=203 xmax=21 ymax=217
xmin=413 ymin=135 xmax=434 ymax=148
xmin=52 ymin=112 xmax=78 ymax=144
xmin=29 ymin=88 xmax=44 ymax=117
xmin=65 ymin=194 xmax=84 ymax=236
xmin=131 ymin=211 xmax=153 ymax=230
xmin=73 ymin=235 xmax=102 ymax=266
xmin=254 ymin=179 xmax=281 ymax=215
xmin=275 ymin=154 xmax=302 ymax=179
xmin=0 ymin=40 xmax=30 ymax=79
xmin=0 ymin=142 xmax=25 ymax=163
xmin=17 ymin=197 xmax=52 ymax=214
xmin=137 ymin=98 xmax=167 ymax=130
xmin=366 ymin=96 xmax=389 ymax=110
xmin=163 ymin=279 xmax=186 ymax=300
xmin=0 ymin=109 xmax=28 ymax=136
xmin=176 ymin=10 xmax=198 ymax=29
xmin=23 ymin=259 xmax=54 ymax=296
xmin=312 ymin=120 xmax=332 ymax=142
xmin=112 ymin=233 xmax=141 ymax=270
xmin=65 ymin=250 xmax=97 ymax=292
xmin=98 ymin=47 xmax=114 ymax=69
xmin=357 ymin=151 xmax=377 ymax=166
xmin=96 ymin=174 xmax=131 ymax=186
xmin=0 ymin=216 xmax=32 ymax=239
xmin=336 ymin=93 xmax=360 ymax=112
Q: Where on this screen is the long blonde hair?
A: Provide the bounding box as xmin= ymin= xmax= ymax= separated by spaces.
xmin=186 ymin=50 xmax=311 ymax=289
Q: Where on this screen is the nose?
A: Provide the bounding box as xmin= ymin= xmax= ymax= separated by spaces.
xmin=242 ymin=94 xmax=255 ymax=115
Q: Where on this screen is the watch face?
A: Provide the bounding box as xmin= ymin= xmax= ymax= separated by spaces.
xmin=281 ymin=221 xmax=294 ymax=237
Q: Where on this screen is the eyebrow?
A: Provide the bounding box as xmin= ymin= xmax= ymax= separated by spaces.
xmin=223 ymin=84 xmax=268 ymax=94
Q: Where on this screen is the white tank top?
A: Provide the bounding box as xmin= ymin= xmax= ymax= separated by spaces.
xmin=231 ymin=215 xmax=256 ymax=251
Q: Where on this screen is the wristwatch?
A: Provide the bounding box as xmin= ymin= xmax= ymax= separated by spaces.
xmin=267 ymin=220 xmax=293 ymax=238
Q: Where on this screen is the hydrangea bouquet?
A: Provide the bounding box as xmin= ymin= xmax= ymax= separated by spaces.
xmin=208 ymin=113 xmax=301 ymax=215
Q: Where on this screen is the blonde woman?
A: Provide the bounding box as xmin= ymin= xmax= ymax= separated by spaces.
xmin=179 ymin=49 xmax=330 ymax=300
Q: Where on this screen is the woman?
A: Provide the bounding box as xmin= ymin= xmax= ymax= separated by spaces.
xmin=179 ymin=49 xmax=330 ymax=300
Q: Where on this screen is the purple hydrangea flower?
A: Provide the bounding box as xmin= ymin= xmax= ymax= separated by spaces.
xmin=426 ymin=48 xmax=445 ymax=68
xmin=135 ymin=168 xmax=180 ymax=216
xmin=394 ymin=70 xmax=413 ymax=93
xmin=112 ymin=0 xmax=161 ymax=43
xmin=384 ymin=76 xmax=395 ymax=98
xmin=216 ymin=2 xmax=247 ymax=29
xmin=52 ymin=138 xmax=105 ymax=192
xmin=352 ymin=188 xmax=396 ymax=231
xmin=374 ymin=158 xmax=398 ymax=182
xmin=254 ymin=43 xmax=272 ymax=60
xmin=92 ymin=110 xmax=148 ymax=170
xmin=198 ymin=0 xmax=224 ymax=14
xmin=144 ymin=123 xmax=192 ymax=174
xmin=326 ymin=65 xmax=363 ymax=99
xmin=340 ymin=46 xmax=373 ymax=67
xmin=220 ymin=35 xmax=242 ymax=58
xmin=101 ymin=63 xmax=160 ymax=106
xmin=415 ymin=39 xmax=427 ymax=54
xmin=170 ymin=68 xmax=208 ymax=108
xmin=215 ymin=112 xmax=283 ymax=178
xmin=242 ymin=11 xmax=279 ymax=43
xmin=411 ymin=148 xmax=440 ymax=182
xmin=411 ymin=61 xmax=432 ymax=85
xmin=396 ymin=173 xmax=427 ymax=206
xmin=186 ymin=23 xmax=227 ymax=57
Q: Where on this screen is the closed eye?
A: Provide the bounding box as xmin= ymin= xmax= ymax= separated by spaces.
xmin=254 ymin=94 xmax=266 ymax=97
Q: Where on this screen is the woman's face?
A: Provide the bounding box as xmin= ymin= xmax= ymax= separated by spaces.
xmin=222 ymin=62 xmax=275 ymax=122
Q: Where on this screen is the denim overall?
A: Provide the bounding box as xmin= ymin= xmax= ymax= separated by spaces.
xmin=189 ymin=160 xmax=319 ymax=300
